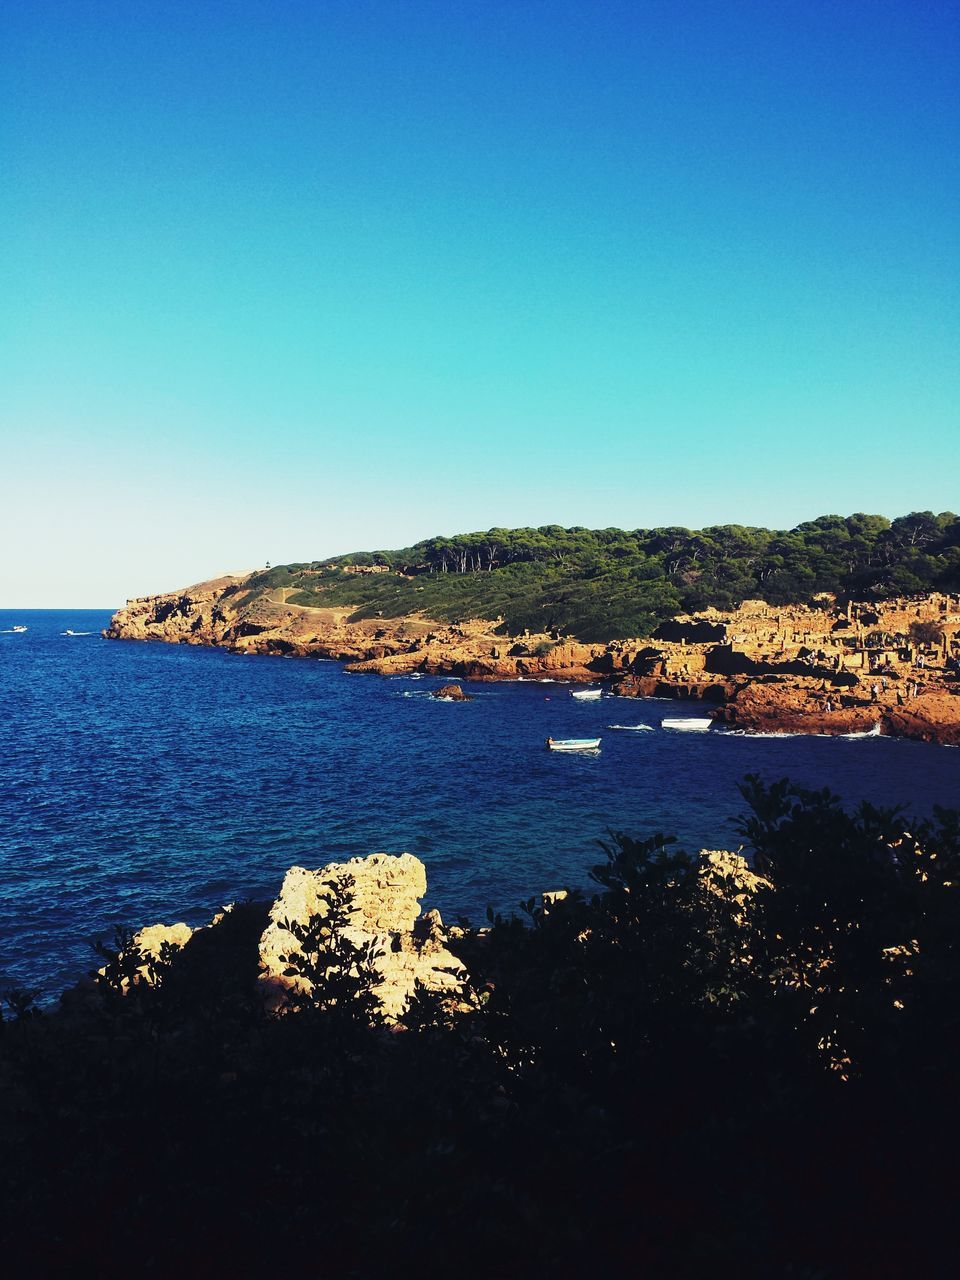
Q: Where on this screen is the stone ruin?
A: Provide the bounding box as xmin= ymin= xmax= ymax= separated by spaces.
xmin=644 ymin=593 xmax=960 ymax=682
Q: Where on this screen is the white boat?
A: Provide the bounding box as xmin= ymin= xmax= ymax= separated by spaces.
xmin=607 ymin=723 xmax=654 ymax=732
xmin=547 ymin=737 xmax=601 ymax=751
xmin=10 ymin=625 xmax=27 ymax=633
xmin=570 ymin=689 xmax=602 ymax=701
xmin=61 ymin=630 xmax=93 ymax=636
xmin=661 ymin=716 xmax=713 ymax=732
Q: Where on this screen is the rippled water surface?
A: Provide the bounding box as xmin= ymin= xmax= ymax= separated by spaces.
xmin=2 ymin=610 xmax=958 ymax=998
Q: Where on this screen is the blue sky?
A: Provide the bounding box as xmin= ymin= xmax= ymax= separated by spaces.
xmin=2 ymin=1 xmax=957 ymax=605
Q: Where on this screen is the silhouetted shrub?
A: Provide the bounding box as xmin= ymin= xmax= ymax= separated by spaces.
xmin=1 ymin=781 xmax=958 ymax=1277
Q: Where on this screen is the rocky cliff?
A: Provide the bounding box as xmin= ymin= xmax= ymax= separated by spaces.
xmin=89 ymin=852 xmax=468 ymax=1023
xmin=105 ymin=573 xmax=632 ymax=677
xmin=106 ymin=577 xmax=960 ymax=744
xmin=258 ymin=854 xmax=468 ymax=1019
xmin=83 ymin=846 xmax=765 ymax=1024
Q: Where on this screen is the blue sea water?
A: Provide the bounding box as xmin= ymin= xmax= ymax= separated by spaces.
xmin=1 ymin=609 xmax=958 ymax=1001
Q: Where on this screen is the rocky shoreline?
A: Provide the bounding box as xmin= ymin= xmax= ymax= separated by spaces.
xmin=74 ymin=852 xmax=469 ymax=1023
xmin=105 ymin=578 xmax=960 ymax=746
xmin=70 ymin=843 xmax=760 ymax=1021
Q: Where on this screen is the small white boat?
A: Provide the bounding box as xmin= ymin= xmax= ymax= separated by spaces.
xmin=607 ymin=723 xmax=654 ymax=732
xmin=547 ymin=737 xmax=601 ymax=751
xmin=570 ymin=689 xmax=602 ymax=701
xmin=10 ymin=625 xmax=27 ymax=633
xmin=61 ymin=630 xmax=93 ymax=636
xmin=662 ymin=717 xmax=713 ymax=732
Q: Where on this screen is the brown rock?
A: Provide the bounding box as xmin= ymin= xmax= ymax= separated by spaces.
xmin=105 ymin=575 xmax=960 ymax=744
xmin=433 ymin=683 xmax=472 ymax=701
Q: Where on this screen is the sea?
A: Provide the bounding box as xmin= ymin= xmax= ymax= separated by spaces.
xmin=2 ymin=609 xmax=958 ymax=1002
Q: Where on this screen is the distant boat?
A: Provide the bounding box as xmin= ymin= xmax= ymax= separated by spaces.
xmin=61 ymin=630 xmax=93 ymax=637
xmin=607 ymin=723 xmax=654 ymax=732
xmin=547 ymin=737 xmax=601 ymax=751
xmin=570 ymin=689 xmax=602 ymax=701
xmin=661 ymin=717 xmax=713 ymax=732
xmin=9 ymin=625 xmax=27 ymax=633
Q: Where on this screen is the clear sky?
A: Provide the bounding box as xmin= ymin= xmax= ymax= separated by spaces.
xmin=2 ymin=1 xmax=958 ymax=606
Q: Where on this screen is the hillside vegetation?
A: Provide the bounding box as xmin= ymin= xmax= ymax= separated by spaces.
xmin=230 ymin=511 xmax=960 ymax=642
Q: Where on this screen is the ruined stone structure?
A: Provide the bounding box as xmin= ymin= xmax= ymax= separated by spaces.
xmin=105 ymin=581 xmax=960 ymax=743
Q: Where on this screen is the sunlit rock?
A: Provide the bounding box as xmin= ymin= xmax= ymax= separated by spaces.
xmin=258 ymin=853 xmax=468 ymax=1020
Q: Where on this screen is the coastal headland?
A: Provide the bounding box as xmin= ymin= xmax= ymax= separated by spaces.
xmin=105 ymin=575 xmax=960 ymax=745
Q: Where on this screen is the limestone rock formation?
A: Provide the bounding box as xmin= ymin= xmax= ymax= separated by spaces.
xmin=133 ymin=920 xmax=195 ymax=959
xmin=95 ymin=920 xmax=194 ymax=991
xmin=258 ymin=853 xmax=468 ymax=1020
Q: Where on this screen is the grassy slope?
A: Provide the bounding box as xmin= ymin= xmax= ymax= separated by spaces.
xmin=232 ymin=560 xmax=679 ymax=642
xmin=223 ymin=511 xmax=960 ymax=643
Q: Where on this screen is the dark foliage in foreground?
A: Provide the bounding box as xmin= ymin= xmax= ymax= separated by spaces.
xmin=2 ymin=781 xmax=959 ymax=1278
xmin=235 ymin=510 xmax=960 ymax=640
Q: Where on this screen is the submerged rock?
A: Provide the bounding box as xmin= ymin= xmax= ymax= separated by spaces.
xmin=432 ymin=683 xmax=472 ymax=701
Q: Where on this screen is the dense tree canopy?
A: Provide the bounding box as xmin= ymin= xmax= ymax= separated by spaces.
xmin=239 ymin=511 xmax=960 ymax=640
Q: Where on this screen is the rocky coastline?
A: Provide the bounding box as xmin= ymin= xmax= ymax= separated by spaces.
xmin=75 ymin=852 xmax=469 ymax=1023
xmin=10 ymin=779 xmax=958 ymax=1277
xmin=105 ymin=578 xmax=960 ymax=746
xmin=70 ymin=844 xmax=759 ymax=1021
